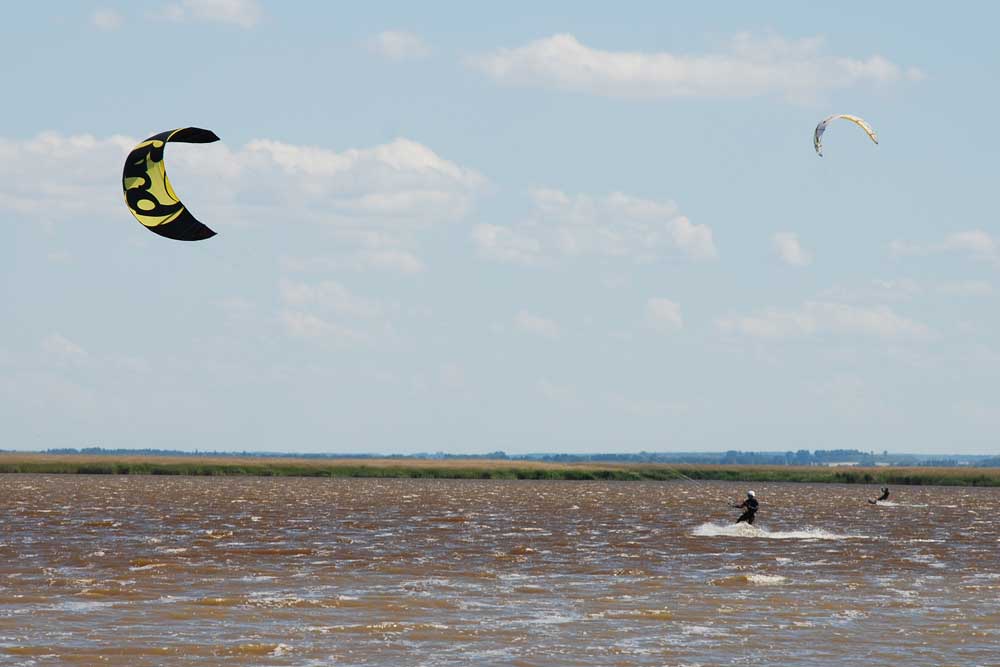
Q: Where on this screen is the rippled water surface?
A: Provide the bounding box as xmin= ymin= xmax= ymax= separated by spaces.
xmin=1 ymin=475 xmax=998 ymax=665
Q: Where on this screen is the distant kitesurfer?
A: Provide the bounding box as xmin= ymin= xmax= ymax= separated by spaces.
xmin=733 ymin=490 xmax=758 ymax=525
xmin=868 ymin=487 xmax=890 ymax=504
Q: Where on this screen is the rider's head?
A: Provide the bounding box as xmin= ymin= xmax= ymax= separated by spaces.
xmin=747 ymin=490 xmax=756 ymax=498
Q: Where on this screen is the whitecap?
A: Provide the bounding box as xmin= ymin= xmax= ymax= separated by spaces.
xmin=526 ymin=613 xmax=580 ymax=625
xmin=834 ymin=609 xmax=867 ymax=621
xmin=887 ymin=588 xmax=919 ymax=598
xmin=692 ymin=522 xmax=865 ymax=540
xmin=905 ymin=554 xmax=939 ymax=565
xmin=53 ymin=600 xmax=117 ymax=612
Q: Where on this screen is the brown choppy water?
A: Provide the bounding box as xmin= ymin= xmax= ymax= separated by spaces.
xmin=1 ymin=475 xmax=998 ymax=666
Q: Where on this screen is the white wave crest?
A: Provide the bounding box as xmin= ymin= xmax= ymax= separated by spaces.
xmin=710 ymin=573 xmax=788 ymax=586
xmin=692 ymin=522 xmax=865 ymax=540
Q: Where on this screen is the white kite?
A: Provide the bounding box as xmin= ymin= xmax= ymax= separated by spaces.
xmin=813 ymin=114 xmax=878 ymax=157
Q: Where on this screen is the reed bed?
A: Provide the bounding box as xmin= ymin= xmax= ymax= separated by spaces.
xmin=1 ymin=454 xmax=998 ymax=486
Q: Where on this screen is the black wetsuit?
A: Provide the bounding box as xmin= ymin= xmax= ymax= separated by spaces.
xmin=877 ymin=488 xmax=889 ymax=501
xmin=735 ymin=497 xmax=759 ymax=525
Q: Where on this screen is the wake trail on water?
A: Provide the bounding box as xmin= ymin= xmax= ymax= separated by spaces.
xmin=692 ymin=522 xmax=867 ymax=540
xmin=870 ymin=501 xmax=927 ymax=508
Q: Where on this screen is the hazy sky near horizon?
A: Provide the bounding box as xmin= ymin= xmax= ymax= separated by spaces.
xmin=2 ymin=2 xmax=999 ymax=454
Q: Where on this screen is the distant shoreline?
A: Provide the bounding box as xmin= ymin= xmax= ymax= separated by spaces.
xmin=1 ymin=454 xmax=998 ymax=486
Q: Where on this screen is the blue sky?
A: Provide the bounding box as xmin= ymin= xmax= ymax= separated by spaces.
xmin=2 ymin=1 xmax=998 ymax=454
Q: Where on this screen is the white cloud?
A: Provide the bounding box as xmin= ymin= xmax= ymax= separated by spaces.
xmin=279 ymin=279 xmax=383 ymax=320
xmin=935 ymin=280 xmax=993 ymax=297
xmin=890 ymin=230 xmax=1000 ymax=265
xmin=0 ymin=132 xmax=134 ymax=223
xmin=944 ymin=231 xmax=996 ymax=258
xmin=515 ymin=310 xmax=560 ymax=339
xmin=668 ymin=216 xmax=718 ymax=260
xmin=283 ymin=228 xmax=429 ymax=275
xmin=41 ymin=333 xmax=89 ymax=366
xmin=157 ymin=0 xmax=261 ymax=28
xmin=470 ymin=33 xmax=920 ymax=102
xmin=820 ymin=278 xmax=994 ymax=303
xmin=279 ymin=311 xmax=367 ymax=344
xmin=473 ymin=224 xmax=544 ymax=266
xmin=0 ymin=132 xmax=484 ymax=270
xmin=646 ymin=298 xmax=683 ymax=333
xmin=475 ymin=189 xmax=715 ymax=266
xmin=773 ymin=232 xmax=812 ymax=267
xmin=369 ymin=30 xmax=430 ymax=61
xmin=223 ymin=137 xmax=486 ymax=226
xmin=282 ymin=249 xmax=426 ymax=274
xmin=154 ymin=4 xmax=185 ymax=21
xmin=719 ymin=308 xmax=815 ymax=339
xmin=278 ymin=279 xmax=391 ymax=344
xmin=866 ymin=279 xmax=921 ymax=300
xmin=91 ymin=9 xmax=124 ymax=30
xmin=718 ymin=300 xmax=933 ymax=341
xmin=355 ymin=249 xmax=425 ymax=273
xmin=821 ymin=279 xmax=921 ymax=303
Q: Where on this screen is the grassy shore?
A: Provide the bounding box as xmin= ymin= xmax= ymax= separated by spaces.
xmin=1 ymin=453 xmax=999 ymax=486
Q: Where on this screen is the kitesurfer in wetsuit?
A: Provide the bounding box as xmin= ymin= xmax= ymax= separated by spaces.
xmin=869 ymin=487 xmax=890 ymax=504
xmin=733 ymin=490 xmax=758 ymax=525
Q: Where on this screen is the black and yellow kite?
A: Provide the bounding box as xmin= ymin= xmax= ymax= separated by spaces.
xmin=122 ymin=127 xmax=219 ymax=241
